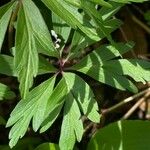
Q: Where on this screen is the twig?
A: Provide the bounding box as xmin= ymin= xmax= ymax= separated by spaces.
xmin=126 ymin=6 xmax=150 ymax=34
xmin=131 ymin=15 xmax=150 ymax=34
xmin=101 ymin=87 xmax=150 ymax=115
xmin=83 ymin=122 xmax=94 ymax=135
xmin=122 ymin=91 xmax=150 ymax=119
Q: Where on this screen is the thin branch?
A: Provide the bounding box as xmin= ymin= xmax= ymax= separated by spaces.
xmin=131 ymin=15 xmax=150 ymax=34
xmin=126 ymin=6 xmax=150 ymax=34
xmin=122 ymin=91 xmax=150 ymax=120
xmin=101 ymin=87 xmax=150 ymax=115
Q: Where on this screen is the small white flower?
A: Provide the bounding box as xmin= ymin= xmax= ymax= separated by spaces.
xmin=51 ymin=30 xmax=61 ymax=49
xmin=56 ymin=38 xmax=61 ymax=43
xmin=55 ymin=43 xmax=60 ymax=49
xmin=51 ymin=30 xmax=58 ymax=40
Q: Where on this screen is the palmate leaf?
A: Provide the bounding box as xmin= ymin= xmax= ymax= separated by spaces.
xmin=60 ymin=0 xmax=121 ymax=52
xmin=70 ymin=42 xmax=141 ymax=93
xmin=42 ymin=0 xmax=100 ymax=41
xmin=0 ymin=83 xmax=15 ymax=100
xmin=22 ymin=0 xmax=57 ymax=57
xmin=45 ymin=0 xmax=122 ymax=48
xmin=15 ymin=5 xmax=38 ymax=98
xmin=6 ymin=76 xmax=55 ymax=148
xmin=79 ymin=1 xmax=122 ymax=41
xmin=103 ymin=59 xmax=150 ymax=84
xmin=40 ymin=78 xmax=68 ymax=133
xmin=15 ymin=0 xmax=57 ymax=98
xmin=58 ymin=73 xmax=99 ymax=150
xmin=59 ymin=93 xmax=84 ymax=150
xmin=71 ymin=42 xmax=134 ymax=69
xmin=68 ymin=17 xmax=122 ymax=59
xmin=6 ymin=76 xmax=68 ymax=148
xmin=64 ymin=73 xmax=100 ymax=122
xmin=0 ymin=1 xmax=16 ymax=51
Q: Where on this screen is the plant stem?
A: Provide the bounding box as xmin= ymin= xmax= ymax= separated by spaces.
xmin=102 ymin=87 xmax=150 ymax=115
xmin=131 ymin=15 xmax=150 ymax=34
xmin=122 ymin=91 xmax=150 ymax=120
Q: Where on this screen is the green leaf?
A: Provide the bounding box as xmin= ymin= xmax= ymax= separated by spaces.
xmin=87 ymin=120 xmax=150 ymax=150
xmin=7 ymin=75 xmax=68 ymax=148
xmin=103 ymin=59 xmax=150 ymax=84
xmin=0 ymin=137 xmax=41 ymax=150
xmin=64 ymin=73 xmax=100 ymax=122
xmin=70 ymin=42 xmax=138 ymax=92
xmin=34 ymin=143 xmax=60 ymax=150
xmin=111 ymin=0 xmax=148 ymax=3
xmin=59 ymin=93 xmax=84 ymax=150
xmin=38 ymin=56 xmax=57 ymax=75
xmin=81 ymin=1 xmax=103 ymax=21
xmin=15 ymin=0 xmax=58 ymax=98
xmin=40 ymin=104 xmax=63 ymax=133
xmin=42 ymin=0 xmax=100 ymax=41
xmin=90 ymin=0 xmax=112 ymax=7
xmin=42 ymin=0 xmax=77 ymax=28
xmin=0 ymin=83 xmax=15 ymax=100
xmin=71 ymin=42 xmax=134 ymax=69
xmin=12 ymin=137 xmax=41 ymax=150
xmin=64 ymin=0 xmax=81 ymax=8
xmin=6 ymin=76 xmax=56 ymax=148
xmin=58 ymin=72 xmax=100 ymax=150
xmin=90 ymin=68 xmax=138 ymax=93
xmin=15 ymin=3 xmax=38 ymax=98
xmin=0 ymin=1 xmax=16 ymax=51
xmin=99 ymin=1 xmax=124 ymax=20
xmin=52 ymin=13 xmax=71 ymax=43
xmin=68 ymin=31 xmax=95 ymax=59
xmin=40 ymin=78 xmax=68 ymax=133
xmin=0 ymin=54 xmax=15 ymax=76
xmin=22 ymin=0 xmax=57 ymax=57
xmin=0 ymin=54 xmax=56 ymax=76
xmin=79 ymin=1 xmax=122 ymax=42
xmin=70 ymin=30 xmax=86 ymax=53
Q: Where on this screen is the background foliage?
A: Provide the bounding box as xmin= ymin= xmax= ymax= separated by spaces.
xmin=0 ymin=0 xmax=150 ymax=150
